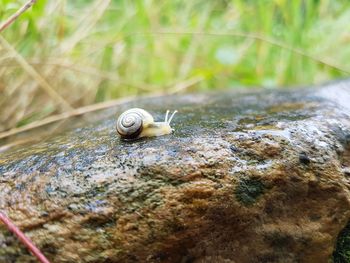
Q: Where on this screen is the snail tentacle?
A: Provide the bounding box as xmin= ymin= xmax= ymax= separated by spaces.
xmin=165 ymin=110 xmax=170 ymax=122
xmin=167 ymin=110 xmax=178 ymax=124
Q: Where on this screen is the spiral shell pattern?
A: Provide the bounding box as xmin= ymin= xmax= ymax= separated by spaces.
xmin=116 ymin=109 xmax=143 ymax=139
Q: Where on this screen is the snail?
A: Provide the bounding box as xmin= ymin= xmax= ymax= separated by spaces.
xmin=116 ymin=108 xmax=177 ymax=140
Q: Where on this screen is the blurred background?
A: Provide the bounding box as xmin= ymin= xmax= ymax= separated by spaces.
xmin=0 ymin=0 xmax=349 ymax=133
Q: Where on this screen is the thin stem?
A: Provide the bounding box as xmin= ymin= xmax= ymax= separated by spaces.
xmin=0 ymin=0 xmax=36 ymax=33
xmin=0 ymin=211 xmax=50 ymax=263
xmin=121 ymin=31 xmax=350 ymax=75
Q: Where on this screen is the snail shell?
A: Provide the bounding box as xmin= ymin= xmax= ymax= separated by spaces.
xmin=116 ymin=108 xmax=154 ymax=140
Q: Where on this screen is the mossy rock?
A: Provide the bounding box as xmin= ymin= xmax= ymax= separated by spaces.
xmin=1 ymin=80 xmax=350 ymax=262
xmin=333 ymin=222 xmax=350 ymax=263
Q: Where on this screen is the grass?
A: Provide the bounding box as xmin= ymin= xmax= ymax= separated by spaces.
xmin=0 ymin=0 xmax=350 ymax=133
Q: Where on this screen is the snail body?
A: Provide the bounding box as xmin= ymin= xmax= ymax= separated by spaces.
xmin=116 ymin=108 xmax=177 ymax=140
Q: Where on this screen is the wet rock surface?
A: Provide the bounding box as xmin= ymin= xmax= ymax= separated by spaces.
xmin=1 ymin=80 xmax=350 ymax=263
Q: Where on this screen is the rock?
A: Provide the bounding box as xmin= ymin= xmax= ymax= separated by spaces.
xmin=1 ymin=80 xmax=350 ymax=263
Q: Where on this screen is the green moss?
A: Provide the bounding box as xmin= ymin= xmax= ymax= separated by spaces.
xmin=333 ymin=221 xmax=350 ymax=263
xmin=235 ymin=177 xmax=265 ymax=206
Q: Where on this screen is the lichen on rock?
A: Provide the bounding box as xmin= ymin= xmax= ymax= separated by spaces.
xmin=235 ymin=177 xmax=266 ymax=206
